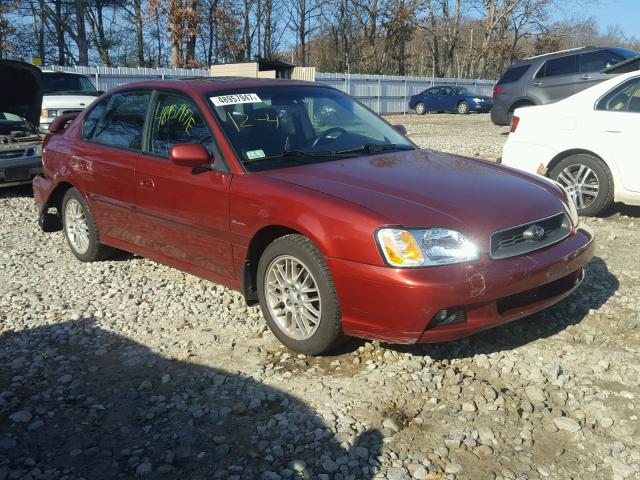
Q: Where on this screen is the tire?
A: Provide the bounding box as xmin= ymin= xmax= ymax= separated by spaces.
xmin=257 ymin=234 xmax=345 ymax=355
xmin=62 ymin=188 xmax=117 ymax=261
xmin=457 ymin=101 xmax=469 ymax=114
xmin=415 ymin=102 xmax=426 ymax=115
xmin=549 ymin=154 xmax=614 ymax=216
xmin=507 ymin=101 xmax=533 ymax=125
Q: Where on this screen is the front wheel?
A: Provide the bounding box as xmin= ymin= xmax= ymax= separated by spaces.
xmin=62 ymin=188 xmax=117 ymax=261
xmin=257 ymin=234 xmax=345 ymax=355
xmin=457 ymin=101 xmax=469 ymax=114
xmin=549 ymin=154 xmax=614 ymax=216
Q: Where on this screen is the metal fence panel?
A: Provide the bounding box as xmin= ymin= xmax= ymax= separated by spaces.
xmin=316 ymin=72 xmax=495 ymax=114
xmin=45 ymin=66 xmax=494 ymax=115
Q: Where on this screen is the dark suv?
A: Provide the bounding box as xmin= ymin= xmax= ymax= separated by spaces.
xmin=491 ymin=46 xmax=638 ymax=125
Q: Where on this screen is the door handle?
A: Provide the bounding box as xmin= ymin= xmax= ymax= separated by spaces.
xmin=533 ymin=82 xmax=543 ymax=87
xmin=138 ymin=177 xmax=155 ymax=189
xmin=581 ymin=75 xmax=591 ymax=80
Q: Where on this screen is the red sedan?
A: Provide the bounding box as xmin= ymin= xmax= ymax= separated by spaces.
xmin=33 ymin=78 xmax=594 ymax=354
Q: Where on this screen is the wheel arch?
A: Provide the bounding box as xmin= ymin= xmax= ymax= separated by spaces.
xmin=546 ymin=148 xmax=609 ymax=179
xmin=242 ymin=225 xmax=303 ymax=306
xmin=39 ymin=180 xmax=76 ymax=232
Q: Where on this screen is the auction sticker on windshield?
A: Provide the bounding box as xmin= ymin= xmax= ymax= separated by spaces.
xmin=210 ymin=93 xmax=262 ymax=106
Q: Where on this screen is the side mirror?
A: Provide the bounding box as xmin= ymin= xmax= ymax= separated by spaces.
xmin=96 ymin=90 xmax=105 ymax=95
xmin=169 ymin=144 xmax=211 ymax=168
xmin=392 ymin=124 xmax=407 ymax=135
xmin=48 ymin=112 xmax=79 ymax=133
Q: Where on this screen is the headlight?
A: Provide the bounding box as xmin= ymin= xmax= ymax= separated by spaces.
xmin=472 ymin=97 xmax=484 ymax=103
xmin=41 ymin=109 xmax=58 ymax=118
xmin=376 ymin=228 xmax=479 ymax=267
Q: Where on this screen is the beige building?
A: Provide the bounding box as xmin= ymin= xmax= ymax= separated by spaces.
xmin=210 ymin=59 xmax=315 ymax=81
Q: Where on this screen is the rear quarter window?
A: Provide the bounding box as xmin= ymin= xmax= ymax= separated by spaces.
xmin=497 ymin=65 xmax=530 ymax=85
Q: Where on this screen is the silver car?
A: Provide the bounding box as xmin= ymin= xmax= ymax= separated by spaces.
xmin=491 ymin=46 xmax=638 ymax=126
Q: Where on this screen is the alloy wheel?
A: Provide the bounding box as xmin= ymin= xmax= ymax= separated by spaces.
xmin=416 ymin=103 xmax=425 ymax=114
xmin=556 ymin=164 xmax=600 ymax=210
xmin=265 ymin=255 xmax=322 ymax=340
xmin=64 ymin=198 xmax=90 ymax=254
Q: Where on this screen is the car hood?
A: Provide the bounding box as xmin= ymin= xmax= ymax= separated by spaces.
xmin=42 ymin=95 xmax=98 ymax=109
xmin=261 ymin=149 xmax=566 ymax=251
xmin=0 ymin=60 xmax=43 ymax=130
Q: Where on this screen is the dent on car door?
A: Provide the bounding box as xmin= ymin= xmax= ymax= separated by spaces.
xmin=134 ymin=91 xmax=235 ymax=279
xmin=75 ymin=91 xmax=149 ymax=241
xmin=528 ymin=55 xmax=578 ymax=103
xmin=594 ymin=77 xmax=640 ymax=193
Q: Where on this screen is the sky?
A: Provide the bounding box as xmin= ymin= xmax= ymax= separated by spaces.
xmin=551 ymin=0 xmax=640 ymax=39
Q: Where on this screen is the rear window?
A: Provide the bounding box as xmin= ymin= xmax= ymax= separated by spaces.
xmin=497 ymin=65 xmax=530 ymax=85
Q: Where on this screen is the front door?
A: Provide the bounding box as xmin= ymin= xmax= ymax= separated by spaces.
xmin=74 ymin=91 xmax=151 ymax=241
xmin=591 ymin=77 xmax=640 ymax=193
xmin=134 ymin=91 xmax=235 ymax=279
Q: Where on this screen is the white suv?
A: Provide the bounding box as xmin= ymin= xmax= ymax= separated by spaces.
xmin=40 ymin=71 xmax=102 ymax=132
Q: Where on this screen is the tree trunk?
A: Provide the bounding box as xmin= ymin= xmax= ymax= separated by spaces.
xmin=134 ymin=0 xmax=145 ymax=66
xmin=55 ymin=0 xmax=65 ymax=65
xmin=185 ymin=0 xmax=199 ymax=65
xmin=263 ymin=0 xmax=272 ymax=59
xmin=75 ymin=0 xmax=89 ymax=66
xmin=243 ymin=0 xmax=251 ymax=60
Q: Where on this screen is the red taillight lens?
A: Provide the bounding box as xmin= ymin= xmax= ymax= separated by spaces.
xmin=510 ymin=115 xmax=520 ymax=133
xmin=493 ymin=85 xmax=503 ymax=101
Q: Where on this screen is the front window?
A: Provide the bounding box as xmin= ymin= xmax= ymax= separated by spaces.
xmin=42 ymin=73 xmax=98 ymax=96
xmin=209 ymin=86 xmax=414 ymax=172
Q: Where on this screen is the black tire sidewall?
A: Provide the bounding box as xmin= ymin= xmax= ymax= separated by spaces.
xmin=550 ymin=154 xmax=614 ymax=216
xmin=62 ymin=188 xmax=102 ymax=262
xmin=256 ymin=235 xmax=343 ymax=355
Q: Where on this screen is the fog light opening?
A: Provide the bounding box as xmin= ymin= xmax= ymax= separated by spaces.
xmin=429 ymin=308 xmax=466 ymax=328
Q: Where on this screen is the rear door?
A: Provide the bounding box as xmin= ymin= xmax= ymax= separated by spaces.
xmin=527 ymin=54 xmax=579 ymax=104
xmin=73 ymin=90 xmax=150 ymax=242
xmin=134 ymin=90 xmax=235 ymax=279
xmin=592 ymin=77 xmax=640 ymax=193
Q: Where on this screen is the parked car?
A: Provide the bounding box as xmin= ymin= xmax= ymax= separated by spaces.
xmin=33 ymin=78 xmax=593 ymax=354
xmin=409 ymin=86 xmax=493 ymax=114
xmin=40 ymin=71 xmax=102 ymax=132
xmin=0 ymin=60 xmax=43 ymax=188
xmin=491 ymin=46 xmax=639 ymax=126
xmin=502 ymin=70 xmax=640 ymax=216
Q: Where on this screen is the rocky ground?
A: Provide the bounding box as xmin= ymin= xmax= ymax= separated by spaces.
xmin=384 ymin=113 xmax=506 ymax=161
xmin=1 ymin=119 xmax=639 ymax=480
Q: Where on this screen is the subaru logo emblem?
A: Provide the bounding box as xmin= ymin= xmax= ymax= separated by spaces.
xmin=523 ymin=224 xmax=545 ymax=241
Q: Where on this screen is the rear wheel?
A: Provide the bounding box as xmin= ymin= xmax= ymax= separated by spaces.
xmin=62 ymin=188 xmax=117 ymax=261
xmin=257 ymin=234 xmax=345 ymax=355
xmin=457 ymin=101 xmax=469 ymax=114
xmin=549 ymin=154 xmax=614 ymax=216
xmin=415 ymin=102 xmax=426 ymax=115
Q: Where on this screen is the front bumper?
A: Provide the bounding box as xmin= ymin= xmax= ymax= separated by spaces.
xmin=328 ymin=226 xmax=594 ymax=344
xmin=469 ymin=102 xmax=493 ymax=112
xmin=0 ymin=157 xmax=42 ymax=188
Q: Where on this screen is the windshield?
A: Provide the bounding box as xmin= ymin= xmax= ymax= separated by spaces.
xmin=0 ymin=112 xmax=24 ymax=123
xmin=42 ymin=73 xmax=98 ymax=96
xmin=452 ymin=87 xmax=471 ymax=95
xmin=209 ymin=86 xmax=414 ymax=171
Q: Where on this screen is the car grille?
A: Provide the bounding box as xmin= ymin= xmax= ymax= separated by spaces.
xmin=490 ymin=212 xmax=571 ymax=260
xmin=0 ymin=148 xmax=28 ymax=160
xmin=61 ymin=109 xmax=84 ymax=115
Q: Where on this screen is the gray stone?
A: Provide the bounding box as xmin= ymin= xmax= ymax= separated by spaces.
xmin=136 ymin=462 xmax=153 ymax=476
xmin=9 ymin=411 xmax=32 ymax=423
xmin=553 ymin=417 xmax=581 ymax=433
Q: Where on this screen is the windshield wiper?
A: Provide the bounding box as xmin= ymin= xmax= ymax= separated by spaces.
xmin=334 ymin=143 xmax=415 ymax=155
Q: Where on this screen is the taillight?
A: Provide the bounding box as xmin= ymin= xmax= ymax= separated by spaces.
xmin=510 ymin=115 xmax=520 ymax=133
xmin=493 ymin=85 xmax=503 ymax=101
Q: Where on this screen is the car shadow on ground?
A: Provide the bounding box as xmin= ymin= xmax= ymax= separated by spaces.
xmin=0 ymin=320 xmax=383 ymax=480
xmin=602 ymin=202 xmax=640 ymax=219
xmin=383 ymin=256 xmax=618 ymax=360
xmin=0 ymin=184 xmax=33 ymax=199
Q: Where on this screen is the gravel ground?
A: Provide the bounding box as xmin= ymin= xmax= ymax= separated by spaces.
xmin=385 ymin=113 xmax=507 ymax=161
xmin=1 ymin=120 xmax=640 ymax=480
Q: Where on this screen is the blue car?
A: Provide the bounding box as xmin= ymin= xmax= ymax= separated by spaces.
xmin=409 ymin=86 xmax=493 ymax=115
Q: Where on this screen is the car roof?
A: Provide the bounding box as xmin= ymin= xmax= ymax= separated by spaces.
xmin=108 ymin=77 xmax=321 ymax=95
xmin=512 ymin=46 xmax=602 ymax=65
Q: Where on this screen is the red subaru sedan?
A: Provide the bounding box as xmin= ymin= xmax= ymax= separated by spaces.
xmin=33 ymin=78 xmax=594 ymax=354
